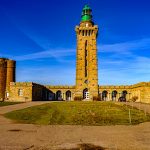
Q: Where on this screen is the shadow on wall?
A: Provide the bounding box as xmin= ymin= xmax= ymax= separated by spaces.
xmin=32 ymin=86 xmax=72 ymax=101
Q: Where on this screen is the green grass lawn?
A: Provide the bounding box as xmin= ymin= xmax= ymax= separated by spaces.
xmin=4 ymin=102 xmax=150 ymax=126
xmin=0 ymin=102 xmax=22 ymax=107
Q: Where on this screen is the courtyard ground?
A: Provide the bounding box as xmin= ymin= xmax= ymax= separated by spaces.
xmin=4 ymin=102 xmax=150 ymax=125
xmin=0 ymin=102 xmax=150 ymax=150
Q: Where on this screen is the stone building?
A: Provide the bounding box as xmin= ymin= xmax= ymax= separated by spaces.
xmin=0 ymin=5 xmax=150 ymax=103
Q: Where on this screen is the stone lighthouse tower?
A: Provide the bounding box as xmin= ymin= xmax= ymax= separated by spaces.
xmin=75 ymin=5 xmax=99 ymax=100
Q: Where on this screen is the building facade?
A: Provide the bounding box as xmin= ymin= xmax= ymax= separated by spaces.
xmin=0 ymin=5 xmax=150 ymax=103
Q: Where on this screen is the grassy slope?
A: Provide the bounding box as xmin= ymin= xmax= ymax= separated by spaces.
xmin=5 ymin=102 xmax=150 ymax=126
xmin=0 ymin=102 xmax=22 ymax=107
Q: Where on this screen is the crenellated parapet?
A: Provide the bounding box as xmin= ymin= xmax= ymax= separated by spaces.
xmin=99 ymin=85 xmax=132 ymax=89
xmin=98 ymin=82 xmax=150 ymax=90
xmin=46 ymin=85 xmax=75 ymax=89
xmin=10 ymin=82 xmax=34 ymax=87
xmin=131 ymin=82 xmax=150 ymax=88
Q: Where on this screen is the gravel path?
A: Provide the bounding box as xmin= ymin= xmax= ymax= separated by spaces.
xmin=0 ymin=101 xmax=51 ymax=115
xmin=0 ymin=102 xmax=150 ymax=150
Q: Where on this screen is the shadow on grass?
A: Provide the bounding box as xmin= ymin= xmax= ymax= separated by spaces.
xmin=60 ymin=143 xmax=106 ymax=150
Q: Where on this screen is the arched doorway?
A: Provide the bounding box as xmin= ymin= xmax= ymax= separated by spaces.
xmin=83 ymin=88 xmax=90 ymax=100
xmin=102 ymin=91 xmax=108 ymax=101
xmin=122 ymin=90 xmax=127 ymax=101
xmin=112 ymin=90 xmax=117 ymax=101
xmin=56 ymin=90 xmax=62 ymax=101
xmin=66 ymin=90 xmax=71 ymax=101
xmin=119 ymin=91 xmax=127 ymax=102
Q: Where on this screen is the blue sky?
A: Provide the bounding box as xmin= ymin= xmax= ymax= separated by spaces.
xmin=0 ymin=0 xmax=150 ymax=85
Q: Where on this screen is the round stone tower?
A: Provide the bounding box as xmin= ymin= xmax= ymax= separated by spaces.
xmin=6 ymin=59 xmax=16 ymax=87
xmin=0 ymin=58 xmax=16 ymax=101
xmin=0 ymin=58 xmax=7 ymax=100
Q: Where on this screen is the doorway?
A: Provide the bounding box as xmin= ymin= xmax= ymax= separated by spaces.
xmin=83 ymin=88 xmax=90 ymax=100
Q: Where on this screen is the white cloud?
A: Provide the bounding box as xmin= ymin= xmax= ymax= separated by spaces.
xmin=17 ymin=66 xmax=76 ymax=85
xmin=99 ymin=55 xmax=150 ymax=85
xmin=13 ymin=48 xmax=75 ymax=61
xmin=98 ymin=38 xmax=150 ymax=54
xmin=1 ymin=37 xmax=150 ymax=85
xmin=1 ymin=37 xmax=149 ymax=62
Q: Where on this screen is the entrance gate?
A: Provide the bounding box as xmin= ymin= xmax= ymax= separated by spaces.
xmin=83 ymin=89 xmax=90 ymax=100
xmin=85 ymin=91 xmax=90 ymax=99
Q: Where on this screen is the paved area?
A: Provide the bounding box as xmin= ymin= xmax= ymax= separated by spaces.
xmin=0 ymin=102 xmax=150 ymax=150
xmin=0 ymin=102 xmax=51 ymax=125
xmin=0 ymin=101 xmax=51 ymax=114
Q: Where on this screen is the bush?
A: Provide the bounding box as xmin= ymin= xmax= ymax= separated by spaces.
xmin=131 ymin=96 xmax=138 ymax=102
xmin=93 ymin=96 xmax=101 ymax=101
xmin=74 ymin=96 xmax=83 ymax=101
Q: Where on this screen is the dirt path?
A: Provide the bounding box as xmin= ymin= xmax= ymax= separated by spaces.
xmin=0 ymin=102 xmax=150 ymax=150
xmin=0 ymin=101 xmax=52 ymax=115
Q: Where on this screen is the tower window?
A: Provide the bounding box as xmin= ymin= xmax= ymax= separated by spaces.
xmin=18 ymin=89 xmax=23 ymax=96
xmin=85 ymin=80 xmax=89 ymax=84
xmin=6 ymin=92 xmax=9 ymax=98
xmin=85 ymin=30 xmax=87 ymax=36
xmin=82 ymin=30 xmax=84 ymax=36
xmin=89 ymin=30 xmax=90 ymax=36
xmin=85 ymin=40 xmax=88 ymax=77
xmin=79 ymin=30 xmax=81 ymax=35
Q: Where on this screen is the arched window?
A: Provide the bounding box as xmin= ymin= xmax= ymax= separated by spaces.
xmin=56 ymin=90 xmax=62 ymax=101
xmin=119 ymin=91 xmax=128 ymax=102
xmin=122 ymin=91 xmax=128 ymax=98
xmin=102 ymin=91 xmax=108 ymax=101
xmin=112 ymin=91 xmax=118 ymax=101
xmin=66 ymin=91 xmax=71 ymax=101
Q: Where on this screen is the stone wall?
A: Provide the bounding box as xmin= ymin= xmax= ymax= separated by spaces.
xmin=7 ymin=83 xmax=76 ymax=102
xmin=99 ymin=85 xmax=132 ymax=101
xmin=8 ymin=82 xmax=51 ymax=102
xmin=46 ymin=85 xmax=75 ymax=101
xmin=98 ymin=82 xmax=150 ymax=103
xmin=4 ymin=81 xmax=150 ymax=103
xmin=131 ymin=82 xmax=150 ymax=103
xmin=8 ymin=82 xmax=33 ymax=102
xmin=32 ymin=83 xmax=50 ymax=101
